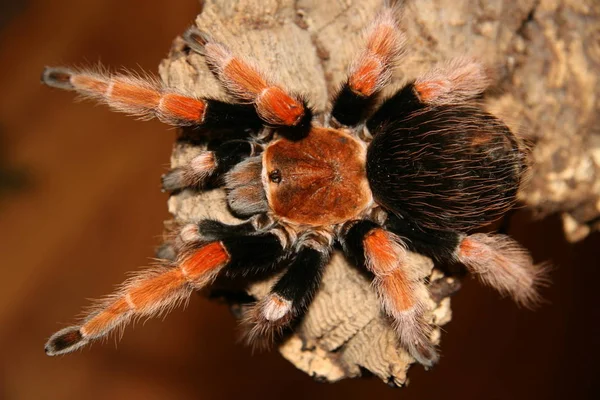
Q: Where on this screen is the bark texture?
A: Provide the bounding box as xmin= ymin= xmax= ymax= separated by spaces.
xmin=158 ymin=0 xmax=599 ymax=385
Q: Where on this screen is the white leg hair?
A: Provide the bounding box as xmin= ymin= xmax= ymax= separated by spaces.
xmin=456 ymin=233 xmax=547 ymax=307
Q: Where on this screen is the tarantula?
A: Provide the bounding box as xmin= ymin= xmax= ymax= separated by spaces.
xmin=42 ymin=8 xmax=543 ymax=366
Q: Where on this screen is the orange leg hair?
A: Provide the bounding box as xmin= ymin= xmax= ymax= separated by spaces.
xmin=363 ymin=228 xmax=439 ymax=367
xmin=41 ymin=67 xmax=207 ymax=126
xmin=347 ymin=8 xmax=406 ymax=97
xmin=44 ymin=242 xmax=229 ymax=356
xmin=184 ymin=28 xmax=309 ymax=127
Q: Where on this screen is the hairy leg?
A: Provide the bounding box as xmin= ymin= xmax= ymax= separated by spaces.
xmin=342 ymin=220 xmax=438 ymax=367
xmin=331 ymin=8 xmax=405 ymax=126
xmin=243 ymin=235 xmax=331 ymax=346
xmin=386 ymin=214 xmax=545 ymax=307
xmin=45 ymin=226 xmax=285 ymax=356
xmin=455 ymin=233 xmax=547 ymax=308
xmin=41 ymin=67 xmax=261 ymax=130
xmin=183 ymin=28 xmax=312 ymax=133
xmin=367 ymin=58 xmax=492 ymax=132
xmin=161 ymin=140 xmax=261 ymax=192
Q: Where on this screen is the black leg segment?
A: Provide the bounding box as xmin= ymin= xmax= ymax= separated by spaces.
xmin=366 ymin=82 xmax=425 ymax=134
xmin=384 ymin=214 xmax=461 ymax=263
xmin=270 ymin=247 xmax=329 ymax=311
xmin=331 ymin=84 xmax=378 ymax=127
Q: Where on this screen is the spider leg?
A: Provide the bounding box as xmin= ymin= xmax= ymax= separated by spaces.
xmin=385 ymin=214 xmax=546 ymax=307
xmin=44 ymin=225 xmax=285 ymax=356
xmin=367 ymin=58 xmax=491 ymax=132
xmin=224 ymin=155 xmax=269 ymax=217
xmin=342 ymin=220 xmax=438 ymax=367
xmin=243 ymin=237 xmax=331 ymax=346
xmin=166 ymin=222 xmax=330 ymax=346
xmin=413 ymin=58 xmax=492 ymax=106
xmin=41 ymin=66 xmax=262 ymax=131
xmin=455 ymin=233 xmax=546 ymax=308
xmin=331 ymin=8 xmax=405 ymax=126
xmin=183 ymin=28 xmax=312 ymax=133
xmin=161 ymin=139 xmax=260 ymax=192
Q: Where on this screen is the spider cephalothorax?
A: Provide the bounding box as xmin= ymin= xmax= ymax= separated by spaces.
xmin=42 ymin=8 xmax=543 ymax=367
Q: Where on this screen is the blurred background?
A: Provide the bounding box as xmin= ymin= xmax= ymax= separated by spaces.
xmin=0 ymin=0 xmax=598 ymax=399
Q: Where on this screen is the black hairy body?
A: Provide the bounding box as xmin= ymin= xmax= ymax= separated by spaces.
xmin=368 ymin=105 xmax=524 ymax=232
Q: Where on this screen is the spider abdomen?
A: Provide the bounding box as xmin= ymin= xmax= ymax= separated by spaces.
xmin=367 ymin=105 xmax=525 ymax=232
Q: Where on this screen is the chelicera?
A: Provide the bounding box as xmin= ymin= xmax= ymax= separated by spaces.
xmin=41 ymin=8 xmax=543 ymax=367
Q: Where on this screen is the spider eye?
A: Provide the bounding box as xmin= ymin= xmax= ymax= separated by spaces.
xmin=269 ymin=169 xmax=282 ymax=183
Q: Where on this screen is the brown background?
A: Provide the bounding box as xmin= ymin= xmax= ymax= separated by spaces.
xmin=0 ymin=0 xmax=598 ymax=399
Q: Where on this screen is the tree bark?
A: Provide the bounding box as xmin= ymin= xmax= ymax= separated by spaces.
xmin=157 ymin=0 xmax=600 ymax=385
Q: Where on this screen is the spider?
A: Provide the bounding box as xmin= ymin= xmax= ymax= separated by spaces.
xmin=42 ymin=8 xmax=543 ymax=367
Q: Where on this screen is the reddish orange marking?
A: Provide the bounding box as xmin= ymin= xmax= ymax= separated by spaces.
xmin=271 ymin=295 xmax=287 ymax=307
xmin=71 ymin=75 xmax=110 ymax=94
xmin=83 ymin=297 xmax=130 ymax=336
xmin=364 ymin=229 xmax=398 ymax=274
xmin=180 ymin=242 xmax=229 ymax=280
xmin=160 ymin=93 xmax=206 ymax=122
xmin=414 ymin=80 xmax=445 ymax=102
xmin=80 ymin=244 xmax=227 ymax=339
xmin=349 ymin=57 xmax=382 ymax=96
xmin=128 ymin=269 xmax=187 ymax=310
xmin=111 ymin=80 xmax=161 ymax=108
xmin=459 ymin=237 xmax=475 ymax=257
xmin=347 ymin=22 xmax=399 ymax=96
xmin=381 ymin=269 xmax=414 ymax=311
xmin=224 ymin=58 xmax=268 ymax=96
xmin=257 ymin=87 xmax=304 ymax=126
xmin=364 ymin=229 xmax=414 ymax=311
